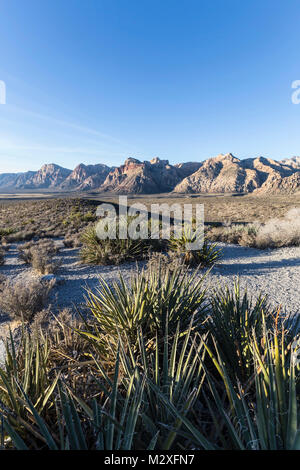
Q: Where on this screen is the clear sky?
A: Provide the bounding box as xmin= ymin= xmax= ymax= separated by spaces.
xmin=0 ymin=0 xmax=300 ymax=173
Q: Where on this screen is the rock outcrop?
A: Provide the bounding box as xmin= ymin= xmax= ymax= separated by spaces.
xmin=61 ymin=163 xmax=111 ymax=190
xmin=23 ymin=164 xmax=72 ymax=188
xmin=173 ymin=154 xmax=299 ymax=194
xmin=0 ymin=154 xmax=299 ymax=194
xmin=253 ymin=172 xmax=300 ymax=194
xmin=280 ymin=157 xmax=300 ymax=169
xmin=99 ymin=157 xmax=196 ymax=193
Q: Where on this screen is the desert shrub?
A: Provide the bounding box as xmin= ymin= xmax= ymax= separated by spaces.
xmin=31 ymin=250 xmax=61 ymax=275
xmin=80 ymin=225 xmax=148 ymax=265
xmin=82 ymin=211 xmax=96 ymax=222
xmin=18 ymin=239 xmax=61 ymax=274
xmin=178 ymin=323 xmax=300 ymax=450
xmin=169 ymin=229 xmax=222 ymax=268
xmin=207 ymin=208 xmax=300 ymax=249
xmin=146 ymin=251 xmax=185 ymax=274
xmin=84 ymin=263 xmax=207 ymax=344
xmin=203 ymin=283 xmax=273 ymax=384
xmin=254 ymin=207 xmax=300 ymax=248
xmin=206 ymin=223 xmax=259 ymax=246
xmin=0 ymin=278 xmax=55 ymax=321
xmin=31 ymin=308 xmax=91 ymax=359
xmin=63 ymin=233 xmax=82 ymax=248
xmin=0 ymin=227 xmax=16 ymax=238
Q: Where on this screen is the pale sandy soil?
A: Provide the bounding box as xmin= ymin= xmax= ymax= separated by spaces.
xmin=0 ymin=240 xmax=300 ymax=361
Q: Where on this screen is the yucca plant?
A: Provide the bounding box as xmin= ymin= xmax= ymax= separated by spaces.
xmin=117 ymin=317 xmax=214 ymax=450
xmin=84 ymin=264 xmax=207 ymax=345
xmin=0 ymin=329 xmax=59 ymax=443
xmin=80 ymin=225 xmax=147 ymax=265
xmin=145 ymin=259 xmax=208 ymax=335
xmin=204 ymin=282 xmax=272 ymax=384
xmin=1 ymin=351 xmax=155 ymax=450
xmin=169 ymin=229 xmax=222 ymax=268
xmin=206 ymin=324 xmax=300 ymax=449
xmin=158 ymin=323 xmax=300 ymax=450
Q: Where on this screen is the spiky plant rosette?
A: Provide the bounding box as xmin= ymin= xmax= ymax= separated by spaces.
xmin=169 ymin=227 xmax=222 ymax=268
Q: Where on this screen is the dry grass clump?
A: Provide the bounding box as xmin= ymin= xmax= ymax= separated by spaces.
xmin=18 ymin=239 xmax=61 ymax=274
xmin=207 ymin=223 xmax=259 ymax=246
xmin=63 ymin=232 xmax=82 ymax=248
xmin=31 ymin=251 xmax=61 ymax=275
xmin=0 ymin=278 xmax=55 ymax=321
xmin=254 ymin=207 xmax=300 ymax=248
xmin=146 ymin=251 xmax=185 ymax=274
xmin=207 ymin=207 xmax=300 ymax=249
xmin=31 ymin=308 xmax=99 ymax=379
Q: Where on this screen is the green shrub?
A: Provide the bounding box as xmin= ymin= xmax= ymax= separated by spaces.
xmin=80 ymin=225 xmax=148 ymax=265
xmin=84 ymin=263 xmax=207 ymax=344
xmin=1 ymin=316 xmax=212 ymax=450
xmin=0 ymin=331 xmax=59 ymax=424
xmin=204 ymin=325 xmax=300 ymax=449
xmin=204 ymin=282 xmax=272 ymax=383
xmin=169 ymin=229 xmax=222 ymax=268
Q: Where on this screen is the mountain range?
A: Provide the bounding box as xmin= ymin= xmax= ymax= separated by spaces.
xmin=0 ymin=153 xmax=299 ymax=195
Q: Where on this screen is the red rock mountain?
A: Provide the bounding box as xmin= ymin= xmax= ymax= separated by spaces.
xmin=10 ymin=164 xmax=72 ymax=189
xmin=0 ymin=154 xmax=299 ymax=194
xmin=99 ymin=157 xmax=200 ymax=193
xmin=61 ymin=163 xmax=111 ymax=190
xmin=173 ymin=154 xmax=298 ymax=194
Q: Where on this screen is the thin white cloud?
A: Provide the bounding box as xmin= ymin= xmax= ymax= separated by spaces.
xmin=5 ymin=104 xmax=138 ymax=150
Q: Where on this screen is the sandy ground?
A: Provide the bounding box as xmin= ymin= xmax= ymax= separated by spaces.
xmin=0 ymin=240 xmax=300 ymax=361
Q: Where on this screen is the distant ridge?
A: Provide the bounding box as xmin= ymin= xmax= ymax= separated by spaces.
xmin=0 ymin=154 xmax=299 ymax=194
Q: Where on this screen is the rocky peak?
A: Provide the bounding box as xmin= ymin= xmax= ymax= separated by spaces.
xmin=1 ymin=154 xmax=299 ymax=194
xmin=173 ymin=152 xmax=300 ymax=194
xmin=124 ymin=157 xmax=142 ymax=166
xmin=149 ymin=157 xmax=169 ymax=166
xmin=281 ymin=156 xmax=300 ymax=169
xmin=61 ymin=163 xmax=111 ymax=190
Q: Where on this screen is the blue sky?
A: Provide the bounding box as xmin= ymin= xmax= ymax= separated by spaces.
xmin=0 ymin=0 xmax=300 ymax=173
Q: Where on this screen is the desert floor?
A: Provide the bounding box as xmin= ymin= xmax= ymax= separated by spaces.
xmin=1 ymin=192 xmax=300 ymax=362
xmin=1 ymin=239 xmax=299 ymax=362
xmin=2 ymin=240 xmax=300 ymax=315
